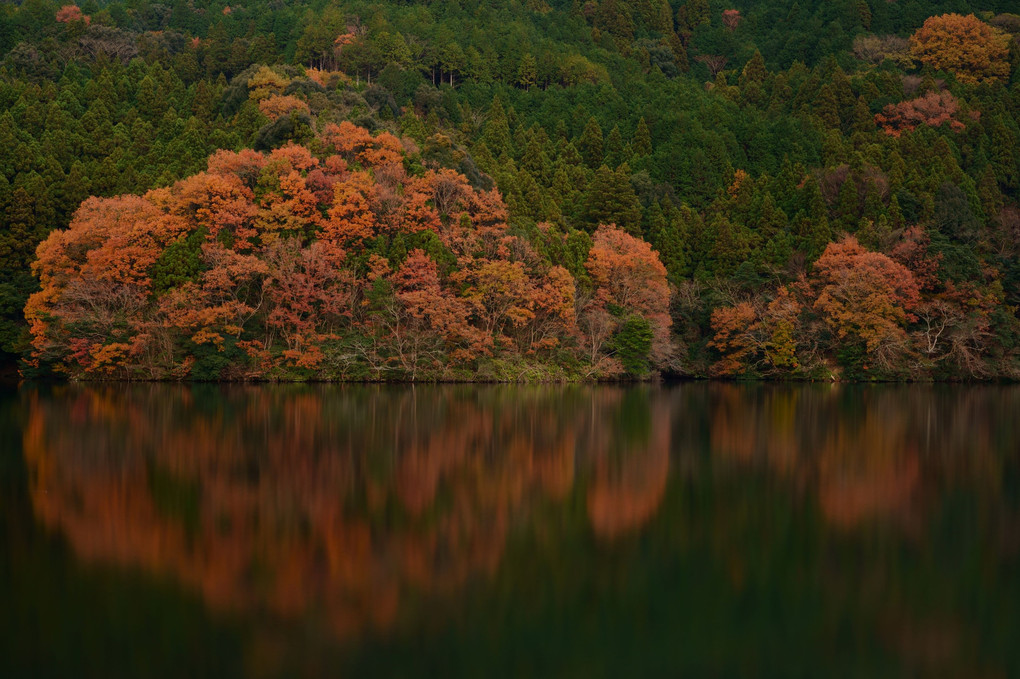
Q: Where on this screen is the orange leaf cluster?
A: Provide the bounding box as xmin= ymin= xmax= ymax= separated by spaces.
xmin=704 ymin=235 xmax=990 ymax=377
xmin=258 ymin=94 xmax=311 ymax=121
xmin=811 ymin=236 xmax=920 ymax=352
xmin=55 ymin=4 xmax=89 ymax=24
xmin=581 ymin=225 xmax=673 ymax=374
xmin=27 ymin=125 xmax=672 ymax=380
xmin=909 ymin=14 xmax=1011 ymax=85
xmin=709 ymin=287 xmax=801 ymax=376
xmin=874 ymin=90 xmax=967 ymax=137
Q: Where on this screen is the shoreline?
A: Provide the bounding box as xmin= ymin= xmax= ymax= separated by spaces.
xmin=6 ymin=374 xmax=1019 ymax=386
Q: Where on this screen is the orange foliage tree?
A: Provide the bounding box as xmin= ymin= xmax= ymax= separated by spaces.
xmin=909 ymin=14 xmax=1011 ymax=86
xmin=874 ymin=90 xmax=968 ymax=137
xmin=55 ymin=4 xmax=89 ymax=24
xmin=709 ymin=287 xmax=801 ymax=376
xmin=258 ymin=94 xmax=312 ymax=121
xmin=809 ymin=236 xmax=920 ymax=368
xmin=582 ymin=224 xmax=672 ymax=375
xmin=27 ymin=125 xmax=671 ymax=381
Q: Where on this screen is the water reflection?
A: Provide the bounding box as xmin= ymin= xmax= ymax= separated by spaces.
xmin=22 ymin=385 xmax=672 ymax=638
xmin=13 ymin=382 xmax=1020 ymax=675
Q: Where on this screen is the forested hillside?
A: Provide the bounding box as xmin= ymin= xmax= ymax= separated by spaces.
xmin=2 ymin=0 xmax=1019 ymax=380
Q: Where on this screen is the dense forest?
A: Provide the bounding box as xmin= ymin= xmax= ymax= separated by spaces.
xmin=2 ymin=0 xmax=1020 ymax=380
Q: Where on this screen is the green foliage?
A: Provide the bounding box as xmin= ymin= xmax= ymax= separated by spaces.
xmin=150 ymin=228 xmax=207 ymax=295
xmin=188 ymin=337 xmax=247 ymax=382
xmin=612 ymin=315 xmax=653 ymax=376
xmin=586 ymin=164 xmax=642 ymax=234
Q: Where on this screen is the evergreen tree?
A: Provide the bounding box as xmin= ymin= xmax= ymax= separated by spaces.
xmin=518 ymin=53 xmax=537 ymax=90
xmin=586 ymin=164 xmax=643 ymax=234
xmin=633 ymin=117 xmax=652 ymax=158
xmin=482 ymin=96 xmax=512 ymax=158
xmin=604 ymin=125 xmax=626 ymax=169
xmin=577 ymin=116 xmax=604 ymax=170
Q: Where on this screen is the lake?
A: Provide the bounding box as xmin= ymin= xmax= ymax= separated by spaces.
xmin=2 ymin=382 xmax=1019 ymax=677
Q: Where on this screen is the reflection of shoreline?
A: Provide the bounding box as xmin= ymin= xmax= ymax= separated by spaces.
xmin=19 ymin=383 xmax=1020 ymax=649
xmin=22 ymin=385 xmax=672 ymax=640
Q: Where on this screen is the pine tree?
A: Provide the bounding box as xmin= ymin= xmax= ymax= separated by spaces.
xmin=578 ymin=116 xmax=604 ymax=169
xmin=604 ymin=125 xmax=625 ymax=168
xmin=754 ymin=193 xmax=788 ymax=242
xmin=836 ymin=177 xmax=859 ymax=231
xmin=762 ymin=230 xmax=794 ymax=271
xmin=633 ymin=117 xmax=652 ymax=158
xmin=738 ymin=50 xmax=767 ymax=106
xmin=482 ymin=96 xmax=512 ymax=158
xmin=977 ymin=164 xmax=1003 ymax=220
xmin=987 ymin=117 xmax=1018 ymax=189
xmin=585 ymin=164 xmax=642 ymax=234
xmin=852 ymin=96 xmax=875 ymax=133
xmin=709 ymin=213 xmax=752 ymax=276
xmin=795 ymin=212 xmax=832 ymax=259
xmin=0 ymin=188 xmax=42 ymax=272
xmin=521 ymin=136 xmax=552 ymax=184
xmin=677 ymin=0 xmax=709 ymax=36
xmin=667 ymin=33 xmax=689 ymax=73
xmin=649 ymin=201 xmax=689 ymax=280
xmin=814 ymin=84 xmax=841 ymax=130
xmin=888 ymin=194 xmax=905 ymax=229
xmin=518 ymin=53 xmax=537 ymax=90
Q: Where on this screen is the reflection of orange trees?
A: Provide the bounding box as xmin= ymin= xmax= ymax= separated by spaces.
xmin=815 ymin=415 xmax=919 ymax=530
xmin=22 ymin=385 xmax=672 ymax=638
xmin=587 ymin=394 xmax=670 ymax=540
xmin=706 ymin=384 xmax=1012 ymax=530
xmin=712 ymin=384 xmax=919 ymax=528
xmin=709 ymin=386 xmax=802 ymax=479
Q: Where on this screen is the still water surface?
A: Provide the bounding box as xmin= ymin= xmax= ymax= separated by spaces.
xmin=2 ymin=382 xmax=1019 ymax=677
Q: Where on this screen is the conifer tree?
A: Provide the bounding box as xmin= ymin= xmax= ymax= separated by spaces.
xmin=482 ymin=96 xmax=512 ymax=158
xmin=518 ymin=53 xmax=537 ymax=90
xmin=633 ymin=117 xmax=652 ymax=158
xmin=578 ymin=116 xmax=604 ymax=169
xmin=586 ymin=164 xmax=642 ymax=235
xmin=604 ymin=125 xmax=625 ymax=169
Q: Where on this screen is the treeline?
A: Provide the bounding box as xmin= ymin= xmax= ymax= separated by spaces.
xmin=2 ymin=0 xmax=1020 ymax=379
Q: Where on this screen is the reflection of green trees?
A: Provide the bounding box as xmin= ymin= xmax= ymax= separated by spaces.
xmin=8 ymin=383 xmax=1020 ymax=677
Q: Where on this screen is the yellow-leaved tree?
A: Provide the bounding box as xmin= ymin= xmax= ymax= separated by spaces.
xmin=909 ymin=14 xmax=1012 ymax=86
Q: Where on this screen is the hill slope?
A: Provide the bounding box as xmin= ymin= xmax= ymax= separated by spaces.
xmin=2 ymin=0 xmax=1020 ymax=379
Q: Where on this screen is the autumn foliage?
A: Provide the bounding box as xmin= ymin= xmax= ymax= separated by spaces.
xmin=583 ymin=225 xmax=672 ymax=373
xmin=874 ymin=91 xmax=968 ymax=137
xmin=55 ymin=5 xmax=89 ymax=24
xmin=909 ymin=14 xmax=1011 ymax=85
xmin=27 ymin=124 xmax=671 ymax=381
xmin=710 ymin=287 xmax=800 ymax=376
xmin=258 ymin=94 xmax=311 ymax=121
xmin=707 ymin=234 xmax=1016 ymax=379
xmin=810 ymin=236 xmax=920 ymax=354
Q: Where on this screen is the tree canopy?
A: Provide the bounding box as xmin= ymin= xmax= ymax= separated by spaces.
xmin=0 ymin=0 xmax=1018 ymax=380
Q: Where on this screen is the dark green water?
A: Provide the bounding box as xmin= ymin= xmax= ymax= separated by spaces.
xmin=2 ymin=382 xmax=1019 ymax=677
